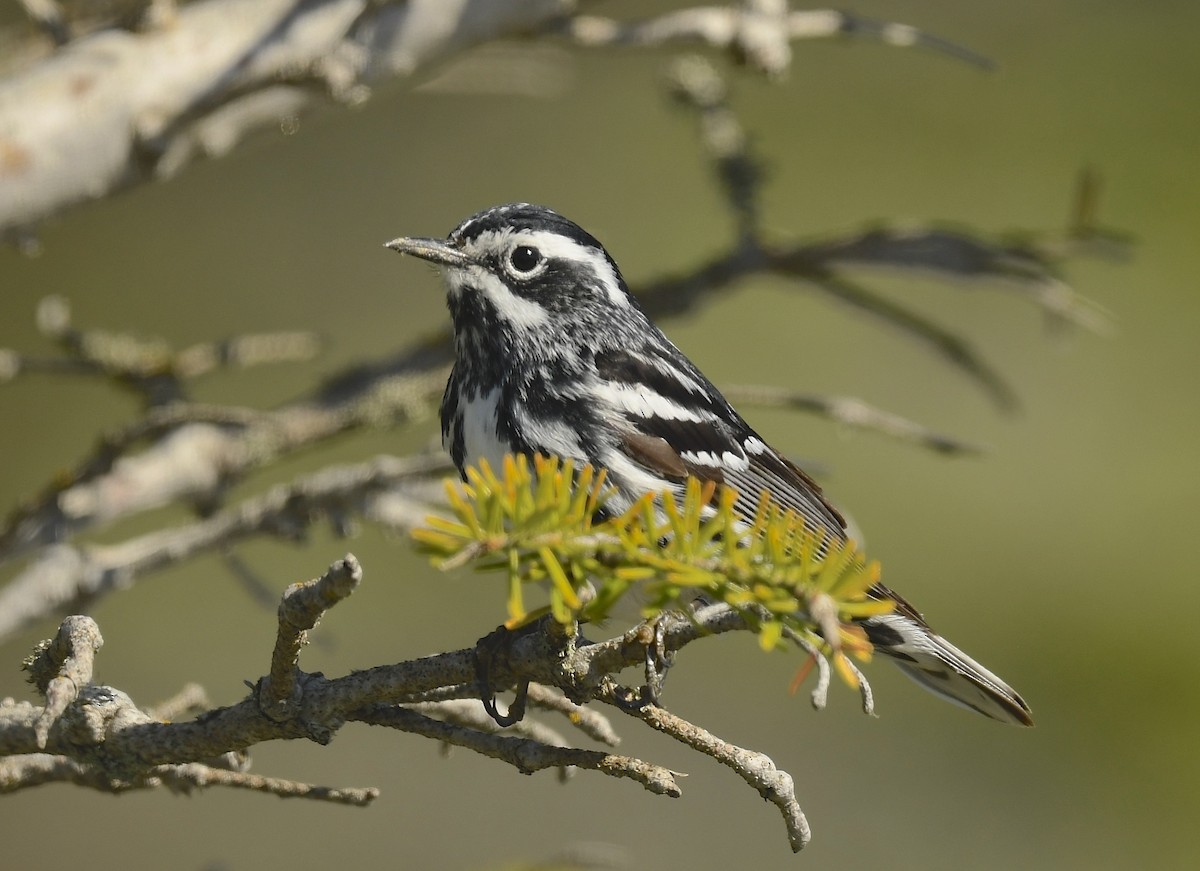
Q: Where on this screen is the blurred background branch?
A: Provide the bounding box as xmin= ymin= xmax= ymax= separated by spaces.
xmin=1 ymin=0 xmax=1001 ymax=248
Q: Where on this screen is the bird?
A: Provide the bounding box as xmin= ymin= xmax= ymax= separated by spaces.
xmin=386 ymin=203 xmax=1033 ymax=727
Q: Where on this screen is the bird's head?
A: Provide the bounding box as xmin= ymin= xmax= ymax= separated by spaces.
xmin=387 ymin=204 xmax=651 ymax=366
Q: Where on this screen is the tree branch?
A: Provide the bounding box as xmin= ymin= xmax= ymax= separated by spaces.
xmin=0 ymin=454 xmax=449 ymax=642
xmin=597 ymin=682 xmax=811 ymax=852
xmin=355 ymin=702 xmax=680 ymax=795
xmin=560 ymin=4 xmax=994 ymax=78
xmin=1 ymin=553 xmax=865 ymax=849
xmin=722 ymin=384 xmax=983 ymax=455
xmin=0 ymin=0 xmax=576 ymax=241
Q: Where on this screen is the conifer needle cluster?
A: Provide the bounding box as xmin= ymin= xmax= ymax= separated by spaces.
xmin=412 ymin=454 xmax=891 ymax=689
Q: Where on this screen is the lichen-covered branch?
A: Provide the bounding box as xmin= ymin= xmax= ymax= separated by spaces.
xmin=259 ymin=555 xmax=363 ymax=721
xmin=21 ymin=614 xmax=103 ymax=748
xmin=0 ymin=552 xmax=860 ymax=849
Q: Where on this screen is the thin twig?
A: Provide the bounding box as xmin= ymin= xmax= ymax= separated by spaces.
xmin=149 ymin=762 xmax=379 ymax=805
xmin=562 ymin=7 xmax=994 ymax=76
xmin=259 ymin=556 xmax=362 ymax=721
xmin=354 ymin=703 xmax=681 ymax=797
xmin=722 ymin=385 xmax=982 ymax=454
xmin=145 ymin=683 xmax=210 ymax=723
xmin=597 ymin=684 xmax=811 ymax=852
xmin=791 ymin=269 xmax=1020 ymax=410
xmin=782 ymin=626 xmax=832 ymax=710
xmin=525 ymin=683 xmax=622 ymax=746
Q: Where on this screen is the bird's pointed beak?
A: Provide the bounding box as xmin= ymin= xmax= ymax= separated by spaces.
xmin=384 ymin=236 xmax=471 ymax=268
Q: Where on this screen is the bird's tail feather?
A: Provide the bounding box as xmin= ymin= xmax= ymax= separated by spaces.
xmin=863 ymin=613 xmax=1033 ymax=727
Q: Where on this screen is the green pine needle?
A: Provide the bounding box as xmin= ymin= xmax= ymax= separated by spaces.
xmin=411 ymin=454 xmax=892 ymax=689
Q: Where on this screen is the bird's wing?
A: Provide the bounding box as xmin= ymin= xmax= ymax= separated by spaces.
xmin=616 ymin=415 xmax=846 ymax=541
xmin=592 ymin=346 xmax=846 ymax=539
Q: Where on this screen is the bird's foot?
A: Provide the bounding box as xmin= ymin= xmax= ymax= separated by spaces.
xmin=474 ymin=623 xmax=536 ymax=727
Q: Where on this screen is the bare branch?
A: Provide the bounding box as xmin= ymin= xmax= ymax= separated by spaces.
xmin=791 ymin=269 xmax=1021 ymax=410
xmin=656 ymin=56 xmax=1115 ymax=410
xmin=562 ymin=5 xmax=994 ymax=77
xmin=722 ymin=385 xmax=982 ymax=455
xmin=659 ymin=54 xmax=1021 ymax=406
xmin=353 ymin=703 xmax=680 ymax=797
xmin=0 ymin=337 xmax=448 ymax=559
xmin=667 ymin=54 xmax=761 ymax=246
xmin=0 ymin=556 xmax=881 ymax=851
xmin=598 ymin=684 xmax=811 ymax=852
xmin=795 ymin=225 xmax=1115 ymax=334
xmin=149 ymin=761 xmax=379 ymax=805
xmin=145 ymin=683 xmax=210 ymax=723
xmin=397 ymin=684 xmax=621 ymax=749
xmin=0 ymin=753 xmax=101 ymax=792
xmin=0 ymin=454 xmax=448 ymax=643
xmin=17 ymin=295 xmax=321 ymax=390
xmin=0 ymin=0 xmax=576 ymax=240
xmin=783 ymin=626 xmax=832 ymax=710
xmin=3 ymin=1 xmax=997 ymax=241
xmin=403 ymin=698 xmax=577 ymax=761
xmin=260 ymin=555 xmax=362 ymax=722
xmin=525 ymin=682 xmax=621 ymax=746
xmin=21 ymin=614 xmax=103 ymax=748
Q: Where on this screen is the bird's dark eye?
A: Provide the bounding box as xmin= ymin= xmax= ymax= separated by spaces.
xmin=509 ymin=245 xmax=543 ymax=274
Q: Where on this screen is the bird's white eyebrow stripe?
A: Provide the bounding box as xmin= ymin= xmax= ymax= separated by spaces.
xmin=468 ymin=228 xmax=629 ymax=307
xmin=469 ymin=228 xmax=602 ymax=264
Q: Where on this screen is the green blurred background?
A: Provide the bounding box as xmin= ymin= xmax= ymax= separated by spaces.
xmin=1 ymin=1 xmax=1197 ymax=868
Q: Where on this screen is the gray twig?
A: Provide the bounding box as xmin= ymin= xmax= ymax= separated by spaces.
xmin=353 ymin=703 xmax=679 ymax=797
xmin=145 ymin=682 xmax=210 ymax=723
xmin=525 ymin=683 xmax=622 ymax=746
xmin=782 ymin=626 xmax=832 ymax=710
xmin=660 ymin=55 xmax=1113 ymax=411
xmin=21 ymin=614 xmax=103 ymax=748
xmin=259 ymin=556 xmax=363 ymax=721
xmin=722 ymin=385 xmax=982 ymax=455
xmin=598 ymin=683 xmax=811 ymax=852
xmin=149 ymin=761 xmax=379 ymax=805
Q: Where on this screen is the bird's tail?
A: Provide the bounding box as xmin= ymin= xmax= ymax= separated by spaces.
xmin=862 ymin=612 xmax=1034 ymax=727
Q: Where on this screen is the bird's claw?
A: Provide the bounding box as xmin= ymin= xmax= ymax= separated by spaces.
xmin=638 ymin=612 xmax=677 ymax=706
xmin=474 ymin=624 xmax=532 ymax=727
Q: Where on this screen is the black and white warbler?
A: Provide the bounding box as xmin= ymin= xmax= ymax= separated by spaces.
xmin=386 ymin=203 xmax=1033 ymax=727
